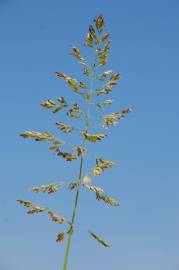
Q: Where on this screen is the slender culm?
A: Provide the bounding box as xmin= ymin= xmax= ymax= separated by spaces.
xmin=62 ymin=41 xmax=97 ymax=270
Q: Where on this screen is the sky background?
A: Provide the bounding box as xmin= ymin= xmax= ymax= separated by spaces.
xmin=0 ymin=1 xmax=179 ymax=270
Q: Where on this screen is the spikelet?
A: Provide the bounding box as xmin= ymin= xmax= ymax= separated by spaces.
xmin=56 ymin=232 xmax=65 ymax=242
xmin=83 ymin=67 xmax=91 ymax=77
xmin=97 ymin=40 xmax=112 ymax=56
xmin=57 ymin=97 xmax=68 ymax=105
xmin=32 ymin=183 xmax=63 ymax=194
xmin=67 ymin=103 xmax=81 ymax=118
xmin=41 ymin=99 xmax=57 ymax=109
xmin=55 ymin=72 xmax=86 ymax=92
xmin=100 ymin=32 xmax=110 ymax=42
xmin=79 ymin=81 xmax=87 ymax=89
xmin=89 ymin=231 xmax=110 ymax=248
xmin=96 ymin=192 xmax=119 ymax=207
xmin=55 ymin=72 xmax=78 ymax=91
xmin=52 ymin=97 xmax=68 ymax=113
xmin=68 ymin=183 xmax=77 ymax=190
xmin=98 ymin=70 xmax=112 ymax=81
xmin=95 ymin=88 xmax=111 ymax=96
xmin=82 ymin=131 xmax=107 ymax=143
xmin=89 ymin=25 xmax=97 ymax=39
xmin=97 ymin=158 xmax=115 ymax=169
xmin=104 ymin=40 xmax=112 ymax=52
xmin=94 ymin=15 xmax=105 ymax=32
xmin=96 ymin=32 xmax=110 ymax=46
xmin=92 ymin=166 xmax=103 ymax=176
xmin=71 ymin=46 xmax=85 ymax=63
xmin=102 ymin=108 xmax=132 ymax=128
xmin=82 ymin=176 xmax=104 ymax=193
xmin=82 ymin=176 xmax=91 ymax=186
xmin=97 ymin=99 xmax=113 ymax=109
xmin=85 ymin=33 xmax=93 ymax=47
xmin=27 ymin=206 xmax=46 ymax=215
xmin=49 ymin=140 xmax=64 ymax=152
xmin=20 ymin=131 xmax=56 ymax=142
xmin=84 ymin=184 xmax=104 ymax=193
xmin=52 ymin=104 xmax=67 ymax=114
xmin=48 ymin=211 xmax=66 ymax=224
xmin=17 ymin=199 xmax=46 ymax=214
xmin=41 ymin=96 xmax=68 ymax=114
xmin=17 ymin=199 xmax=33 ymax=207
xmin=92 ymin=158 xmax=115 ymax=176
xmin=57 ymin=151 xmax=78 ymax=161
xmin=55 ymin=122 xmax=74 ymax=133
xmin=98 ymin=54 xmax=109 ymax=67
xmin=75 ymin=146 xmax=86 ymax=156
xmin=106 ymin=72 xmax=121 ymax=89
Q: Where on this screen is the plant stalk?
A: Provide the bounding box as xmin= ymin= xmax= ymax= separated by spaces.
xmin=62 ymin=47 xmax=97 ymax=270
xmin=62 ymin=155 xmax=83 ymax=270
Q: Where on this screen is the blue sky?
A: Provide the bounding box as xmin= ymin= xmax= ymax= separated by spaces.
xmin=0 ymin=1 xmax=179 ymax=270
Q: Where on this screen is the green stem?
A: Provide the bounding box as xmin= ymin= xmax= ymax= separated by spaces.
xmin=62 ymin=155 xmax=83 ymax=270
xmin=62 ymin=47 xmax=97 ymax=270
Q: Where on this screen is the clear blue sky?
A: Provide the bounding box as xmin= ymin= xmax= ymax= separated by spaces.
xmin=0 ymin=1 xmax=179 ymax=270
